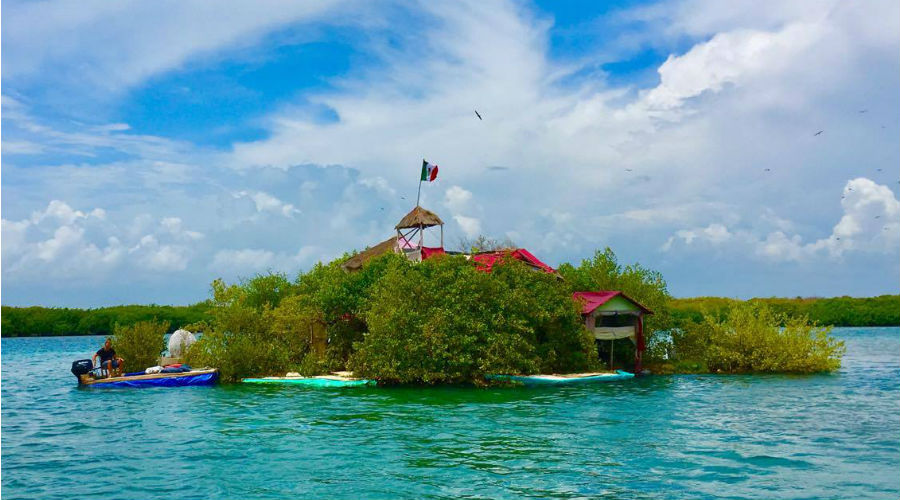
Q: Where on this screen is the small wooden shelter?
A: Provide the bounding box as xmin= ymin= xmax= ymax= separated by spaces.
xmin=395 ymin=206 xmax=443 ymax=262
xmin=573 ymin=291 xmax=653 ymax=372
xmin=341 ymin=206 xmax=445 ymax=271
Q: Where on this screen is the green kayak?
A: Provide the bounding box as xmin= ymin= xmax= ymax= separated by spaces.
xmin=242 ymin=375 xmax=376 ymax=387
xmin=486 ymin=370 xmax=635 ymax=386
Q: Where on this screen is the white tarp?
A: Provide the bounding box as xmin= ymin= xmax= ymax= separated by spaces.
xmin=593 ymin=326 xmax=636 ymax=341
xmin=168 ymin=329 xmax=196 ymax=357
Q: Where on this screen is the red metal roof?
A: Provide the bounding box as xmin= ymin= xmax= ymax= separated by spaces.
xmin=573 ymin=291 xmax=653 ymax=315
xmin=471 ymin=249 xmax=556 ymax=273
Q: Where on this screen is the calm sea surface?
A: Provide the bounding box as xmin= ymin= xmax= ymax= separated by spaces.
xmin=2 ymin=327 xmax=898 ymax=500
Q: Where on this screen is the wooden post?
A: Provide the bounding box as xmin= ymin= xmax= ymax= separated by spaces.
xmin=610 ymin=339 xmax=614 ymax=370
xmin=634 ymin=313 xmax=644 ymax=374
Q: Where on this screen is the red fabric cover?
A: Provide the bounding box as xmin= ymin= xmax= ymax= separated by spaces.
xmin=421 ymin=247 xmax=446 ymax=260
xmin=471 ymin=249 xmax=556 ymax=273
xmin=572 ymin=291 xmax=654 ymax=315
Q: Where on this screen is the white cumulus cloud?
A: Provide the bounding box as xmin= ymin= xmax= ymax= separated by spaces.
xmin=453 ymin=215 xmax=482 ymax=238
xmin=663 ymin=178 xmax=900 ymax=261
xmin=234 ymin=190 xmax=300 ymax=218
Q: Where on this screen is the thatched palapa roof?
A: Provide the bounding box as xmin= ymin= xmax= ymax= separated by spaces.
xmin=340 ymin=236 xmax=398 ymax=272
xmin=395 ymin=206 xmax=443 ymax=230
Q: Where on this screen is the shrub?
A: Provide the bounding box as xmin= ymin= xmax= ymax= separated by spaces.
xmin=296 ymin=352 xmax=330 ymax=376
xmin=185 ymin=275 xmax=297 ymax=382
xmin=350 ymin=254 xmax=596 ymax=384
xmin=680 ymin=302 xmax=845 ymax=373
xmin=113 ymin=319 xmax=168 ymax=372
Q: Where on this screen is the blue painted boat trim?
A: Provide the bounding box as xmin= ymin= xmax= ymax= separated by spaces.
xmin=486 ymin=370 xmax=635 ymax=386
xmin=87 ymin=372 xmax=218 ymax=388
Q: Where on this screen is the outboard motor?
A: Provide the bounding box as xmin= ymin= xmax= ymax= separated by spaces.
xmin=71 ymin=359 xmax=95 ymax=380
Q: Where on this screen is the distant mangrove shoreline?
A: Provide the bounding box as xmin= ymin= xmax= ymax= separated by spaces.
xmin=2 ymin=294 xmax=897 ymax=338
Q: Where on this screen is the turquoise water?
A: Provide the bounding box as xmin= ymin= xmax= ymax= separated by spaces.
xmin=2 ymin=328 xmax=898 ymax=499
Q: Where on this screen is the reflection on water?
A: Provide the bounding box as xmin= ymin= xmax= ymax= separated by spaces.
xmin=2 ymin=328 xmax=898 ymax=500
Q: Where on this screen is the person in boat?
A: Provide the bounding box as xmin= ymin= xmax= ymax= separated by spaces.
xmin=93 ymin=338 xmax=125 ymax=378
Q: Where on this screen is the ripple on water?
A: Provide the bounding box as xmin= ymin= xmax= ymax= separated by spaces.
xmin=1 ymin=329 xmax=899 ymax=500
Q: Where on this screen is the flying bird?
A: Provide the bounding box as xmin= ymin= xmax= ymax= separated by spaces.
xmin=474 ymin=109 xmax=482 ymax=120
xmin=814 ymin=130 xmax=824 ymax=136
xmin=859 ymin=109 xmax=868 ymax=113
xmin=625 ymin=168 xmax=633 ymax=172
xmin=764 ymin=168 xmax=771 ymax=172
xmin=875 ymin=215 xmax=881 ymax=219
xmin=877 ymin=168 xmax=883 ymax=172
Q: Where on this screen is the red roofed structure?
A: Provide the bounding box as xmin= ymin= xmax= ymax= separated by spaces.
xmin=341 ymin=203 xmax=654 ymax=374
xmin=573 ymin=291 xmax=653 ymax=373
xmin=469 ymin=248 xmax=556 ymax=274
xmin=573 ymin=291 xmax=653 ymax=315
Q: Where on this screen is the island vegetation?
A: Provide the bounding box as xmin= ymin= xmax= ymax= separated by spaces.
xmin=184 ymin=250 xmax=660 ymax=383
xmin=1 ymin=303 xmax=210 ymax=337
xmin=670 ymin=295 xmax=900 ymax=327
xmin=649 ymin=302 xmax=846 ymax=374
xmin=2 ymin=245 xmax=881 ymax=382
xmin=3 ymin=291 xmax=894 ymax=339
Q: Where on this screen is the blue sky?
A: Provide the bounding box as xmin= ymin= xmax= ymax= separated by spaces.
xmin=2 ymin=0 xmax=899 ymax=307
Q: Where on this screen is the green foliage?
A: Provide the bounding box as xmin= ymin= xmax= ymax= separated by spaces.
xmin=670 ymin=295 xmax=900 ymax=327
xmin=1 ymin=303 xmax=211 ymax=337
xmin=673 ymin=302 xmax=845 ymax=373
xmin=349 ymin=255 xmax=596 ymax=384
xmin=296 ymin=352 xmax=330 ymax=376
xmin=8 ymin=239 xmax=873 ymax=382
xmin=240 ymin=273 xmax=296 ymax=310
xmin=113 ymin=320 xmax=168 ymax=371
xmin=186 ymin=274 xmax=302 ymax=382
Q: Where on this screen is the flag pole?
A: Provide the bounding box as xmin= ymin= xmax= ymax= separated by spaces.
xmin=416 ymin=158 xmax=424 ymax=207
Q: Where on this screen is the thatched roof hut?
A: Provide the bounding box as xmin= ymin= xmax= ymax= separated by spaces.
xmin=342 ymin=206 xmax=446 ymax=272
xmin=395 ymin=206 xmax=443 ymax=230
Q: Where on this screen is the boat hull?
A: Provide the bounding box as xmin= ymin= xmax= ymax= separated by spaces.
xmin=80 ymin=369 xmax=218 ymax=388
xmin=486 ymin=370 xmax=635 ymax=386
xmin=242 ymin=376 xmax=375 ymax=388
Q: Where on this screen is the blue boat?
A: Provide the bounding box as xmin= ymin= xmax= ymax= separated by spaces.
xmin=486 ymin=370 xmax=635 ymax=386
xmin=76 ymin=368 xmax=218 ymax=388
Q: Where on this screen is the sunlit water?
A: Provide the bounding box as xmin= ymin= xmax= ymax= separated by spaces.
xmin=2 ymin=328 xmax=898 ymax=499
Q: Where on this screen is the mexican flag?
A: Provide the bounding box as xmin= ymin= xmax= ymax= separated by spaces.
xmin=421 ymin=160 xmax=439 ymax=182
